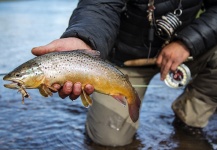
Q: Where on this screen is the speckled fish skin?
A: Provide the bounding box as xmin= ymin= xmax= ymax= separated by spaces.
xmin=3 ymin=50 xmax=141 ymax=122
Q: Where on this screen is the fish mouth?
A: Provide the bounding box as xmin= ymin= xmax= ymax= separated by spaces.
xmin=3 ymin=79 xmax=24 ymax=89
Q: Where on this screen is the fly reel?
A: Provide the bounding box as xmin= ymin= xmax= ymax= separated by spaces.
xmin=164 ymin=64 xmax=191 ymax=88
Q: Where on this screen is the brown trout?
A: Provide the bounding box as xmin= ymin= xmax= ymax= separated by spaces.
xmin=3 ymin=50 xmax=141 ymax=122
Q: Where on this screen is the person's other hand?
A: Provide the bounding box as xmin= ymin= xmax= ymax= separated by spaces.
xmin=156 ymin=41 xmax=190 ymax=80
xmin=32 ymin=37 xmax=95 ymax=100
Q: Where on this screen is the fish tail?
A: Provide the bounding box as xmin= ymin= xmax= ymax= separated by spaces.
xmin=128 ymin=91 xmax=141 ymax=122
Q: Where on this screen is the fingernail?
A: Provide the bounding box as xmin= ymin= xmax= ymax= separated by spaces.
xmin=75 ymin=82 xmax=81 ymax=87
xmin=32 ymin=46 xmax=41 ymax=51
xmin=73 ymin=82 xmax=82 ymax=95
xmin=65 ymin=82 xmax=73 ymax=90
xmin=86 ymin=85 xmax=91 ymax=90
xmin=86 ymin=84 xmax=93 ymax=91
xmin=53 ymin=84 xmax=61 ymax=90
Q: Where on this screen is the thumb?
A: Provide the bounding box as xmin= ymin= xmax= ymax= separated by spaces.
xmin=31 ymin=42 xmax=56 ymax=56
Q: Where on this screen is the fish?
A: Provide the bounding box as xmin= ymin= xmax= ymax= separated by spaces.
xmin=3 ymin=50 xmax=141 ymax=122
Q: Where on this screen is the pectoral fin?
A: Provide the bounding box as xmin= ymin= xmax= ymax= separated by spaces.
xmin=112 ymin=94 xmax=126 ymax=106
xmin=80 ymin=93 xmax=89 ymax=107
xmin=38 ymin=84 xmax=53 ymax=97
xmin=48 ymin=86 xmax=58 ymax=92
xmin=80 ymin=89 xmax=93 ymax=107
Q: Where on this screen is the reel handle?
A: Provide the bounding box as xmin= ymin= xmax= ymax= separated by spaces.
xmin=124 ymin=58 xmax=192 ymax=88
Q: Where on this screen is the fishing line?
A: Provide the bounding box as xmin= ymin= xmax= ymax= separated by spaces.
xmin=132 ymin=84 xmax=163 ymax=88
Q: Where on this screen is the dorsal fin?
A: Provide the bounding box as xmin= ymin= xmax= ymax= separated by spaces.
xmin=75 ymin=49 xmax=101 ymax=58
xmin=124 ymin=74 xmax=129 ymax=80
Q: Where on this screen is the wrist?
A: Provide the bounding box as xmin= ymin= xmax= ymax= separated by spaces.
xmin=175 ymin=41 xmax=190 ymax=55
xmin=175 ymin=40 xmax=191 ymax=56
xmin=61 ymin=29 xmax=96 ymax=50
xmin=69 ymin=37 xmax=93 ymax=50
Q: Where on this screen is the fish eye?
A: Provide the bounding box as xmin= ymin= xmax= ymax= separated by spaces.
xmin=15 ymin=73 xmax=21 ymax=77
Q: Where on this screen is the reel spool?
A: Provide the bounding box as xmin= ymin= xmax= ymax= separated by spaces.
xmin=164 ymin=64 xmax=191 ymax=88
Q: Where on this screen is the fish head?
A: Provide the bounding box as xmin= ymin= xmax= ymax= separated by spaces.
xmin=3 ymin=64 xmax=45 ymax=89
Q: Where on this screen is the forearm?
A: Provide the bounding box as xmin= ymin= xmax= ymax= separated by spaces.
xmin=175 ymin=5 xmax=217 ymax=58
xmin=61 ymin=0 xmax=125 ymax=59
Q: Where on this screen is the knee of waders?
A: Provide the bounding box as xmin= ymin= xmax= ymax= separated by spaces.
xmin=85 ymin=119 xmax=137 ymax=146
xmin=172 ymin=89 xmax=217 ymax=127
xmin=84 ymin=92 xmax=139 ymax=146
xmin=190 ymin=51 xmax=217 ymax=103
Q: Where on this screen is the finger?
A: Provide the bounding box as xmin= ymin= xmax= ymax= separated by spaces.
xmin=69 ymin=82 xmax=82 ymax=100
xmin=31 ymin=41 xmax=58 ymax=56
xmin=161 ymin=60 xmax=172 ymax=80
xmin=73 ymin=82 xmax=82 ymax=96
xmin=31 ymin=46 xmax=53 ymax=56
xmin=156 ymin=55 xmax=162 ymax=67
xmin=51 ymin=84 xmax=61 ymax=92
xmin=84 ymin=84 xmax=94 ymax=95
xmin=69 ymin=94 xmax=79 ymax=101
xmin=58 ymin=81 xmax=73 ymax=99
xmin=69 ymin=84 xmax=94 ymax=101
xmin=171 ymin=62 xmax=179 ymax=72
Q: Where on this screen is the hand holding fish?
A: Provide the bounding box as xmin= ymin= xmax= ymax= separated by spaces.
xmin=52 ymin=81 xmax=94 ymax=100
xmin=31 ymin=37 xmax=95 ymax=101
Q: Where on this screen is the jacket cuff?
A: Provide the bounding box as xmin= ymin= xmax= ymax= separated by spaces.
xmin=174 ymin=29 xmax=207 ymax=58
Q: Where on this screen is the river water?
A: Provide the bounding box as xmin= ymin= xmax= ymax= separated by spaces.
xmin=0 ymin=0 xmax=216 ymax=149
